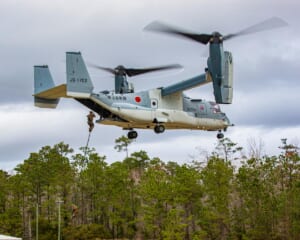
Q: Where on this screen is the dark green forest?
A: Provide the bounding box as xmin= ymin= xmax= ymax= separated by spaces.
xmin=0 ymin=137 xmax=300 ymax=240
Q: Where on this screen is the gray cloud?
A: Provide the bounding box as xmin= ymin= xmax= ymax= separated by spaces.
xmin=1 ymin=0 xmax=300 ymax=170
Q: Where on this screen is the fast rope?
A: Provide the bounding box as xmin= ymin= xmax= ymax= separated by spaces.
xmin=85 ymin=131 xmax=92 ymax=150
xmin=84 ymin=111 xmax=96 ymax=159
xmin=84 ymin=131 xmax=92 ymax=160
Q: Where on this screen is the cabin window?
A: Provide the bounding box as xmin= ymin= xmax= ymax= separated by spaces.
xmin=151 ymin=99 xmax=158 ymax=109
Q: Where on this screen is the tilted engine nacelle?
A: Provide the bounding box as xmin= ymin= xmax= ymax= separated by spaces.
xmin=222 ymin=51 xmax=233 ymax=104
xmin=207 ymin=51 xmax=233 ymax=104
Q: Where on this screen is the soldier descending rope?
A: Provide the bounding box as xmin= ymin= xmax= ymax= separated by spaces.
xmin=87 ymin=111 xmax=96 ymax=132
xmin=84 ymin=111 xmax=96 ymax=160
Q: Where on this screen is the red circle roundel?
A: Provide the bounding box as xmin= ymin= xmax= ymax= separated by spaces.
xmin=135 ymin=96 xmax=141 ymax=103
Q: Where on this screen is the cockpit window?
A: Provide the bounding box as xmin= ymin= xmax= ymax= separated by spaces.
xmin=209 ymin=102 xmax=221 ymax=113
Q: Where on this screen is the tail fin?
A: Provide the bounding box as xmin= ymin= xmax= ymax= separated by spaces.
xmin=34 ymin=65 xmax=60 ymax=108
xmin=66 ymin=52 xmax=94 ymax=98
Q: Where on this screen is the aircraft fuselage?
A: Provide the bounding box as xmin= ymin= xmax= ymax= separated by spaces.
xmin=83 ymin=88 xmax=230 ymax=131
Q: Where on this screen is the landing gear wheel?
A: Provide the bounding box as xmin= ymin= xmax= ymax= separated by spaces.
xmin=154 ymin=125 xmax=165 ymax=134
xmin=217 ymin=132 xmax=224 ymax=139
xmin=128 ymin=130 xmax=138 ymax=139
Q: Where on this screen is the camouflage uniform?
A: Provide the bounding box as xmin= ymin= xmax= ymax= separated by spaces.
xmin=87 ymin=111 xmax=96 ymax=132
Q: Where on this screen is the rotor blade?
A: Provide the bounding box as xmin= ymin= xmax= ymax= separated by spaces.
xmin=144 ymin=21 xmax=212 ymax=45
xmin=125 ymin=64 xmax=183 ymax=77
xmin=223 ymin=17 xmax=288 ymax=41
xmin=87 ymin=62 xmax=116 ymax=75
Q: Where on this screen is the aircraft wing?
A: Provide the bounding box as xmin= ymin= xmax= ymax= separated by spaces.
xmin=161 ymin=73 xmax=211 ymax=96
xmin=33 ymin=84 xmax=68 ymax=99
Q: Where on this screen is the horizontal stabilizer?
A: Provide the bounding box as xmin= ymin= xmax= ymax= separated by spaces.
xmin=34 ymin=84 xmax=67 ymax=99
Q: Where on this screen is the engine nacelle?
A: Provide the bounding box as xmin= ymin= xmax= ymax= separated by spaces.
xmin=221 ymin=51 xmax=233 ymax=104
xmin=207 ymin=50 xmax=233 ymax=104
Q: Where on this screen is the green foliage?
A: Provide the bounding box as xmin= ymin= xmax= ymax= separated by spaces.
xmin=0 ymin=206 xmax=22 ymax=236
xmin=0 ymin=170 xmax=8 ymax=213
xmin=32 ymin=218 xmax=57 ymax=240
xmin=162 ymin=208 xmax=187 ymax=240
xmin=114 ymin=135 xmax=133 ymax=157
xmin=1 ymin=138 xmax=300 ymax=240
xmin=199 ymin=156 xmax=234 ymax=239
xmin=63 ymin=224 xmax=111 ymax=240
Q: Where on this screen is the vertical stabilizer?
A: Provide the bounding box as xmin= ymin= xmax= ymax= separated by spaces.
xmin=34 ymin=65 xmax=59 ymax=108
xmin=66 ymin=52 xmax=94 ymax=98
xmin=34 ymin=65 xmax=55 ymax=94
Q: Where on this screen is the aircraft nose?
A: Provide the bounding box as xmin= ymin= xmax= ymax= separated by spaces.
xmin=222 ymin=114 xmax=232 ymax=126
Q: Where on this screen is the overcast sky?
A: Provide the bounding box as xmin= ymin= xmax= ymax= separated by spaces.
xmin=1 ymin=0 xmax=299 ymax=171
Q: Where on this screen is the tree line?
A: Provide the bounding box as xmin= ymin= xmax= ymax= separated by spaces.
xmin=0 ymin=137 xmax=299 ymax=240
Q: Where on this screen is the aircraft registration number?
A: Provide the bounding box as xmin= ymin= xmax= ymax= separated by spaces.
xmin=70 ymin=78 xmax=88 ymax=83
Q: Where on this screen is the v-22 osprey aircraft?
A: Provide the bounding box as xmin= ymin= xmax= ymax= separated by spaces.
xmin=33 ymin=17 xmax=287 ymax=139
